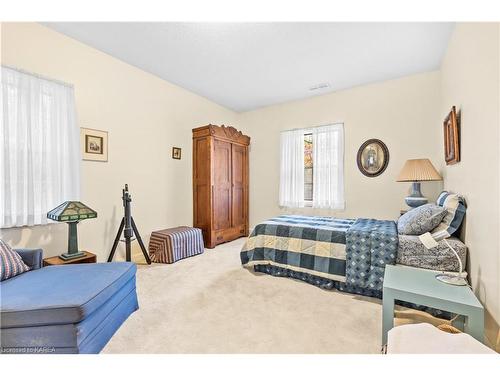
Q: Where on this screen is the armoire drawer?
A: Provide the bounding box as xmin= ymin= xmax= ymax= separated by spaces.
xmin=215 ymin=225 xmax=247 ymax=244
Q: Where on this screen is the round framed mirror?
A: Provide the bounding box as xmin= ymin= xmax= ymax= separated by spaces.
xmin=356 ymin=139 xmax=389 ymax=177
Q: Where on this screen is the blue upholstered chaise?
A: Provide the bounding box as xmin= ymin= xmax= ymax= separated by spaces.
xmin=0 ymin=249 xmax=138 ymax=354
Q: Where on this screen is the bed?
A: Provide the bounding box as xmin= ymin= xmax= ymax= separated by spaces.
xmin=240 ymin=214 xmax=466 ymax=295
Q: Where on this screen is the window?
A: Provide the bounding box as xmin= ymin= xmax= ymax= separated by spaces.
xmin=0 ymin=66 xmax=80 ymax=228
xmin=279 ymin=124 xmax=344 ymax=209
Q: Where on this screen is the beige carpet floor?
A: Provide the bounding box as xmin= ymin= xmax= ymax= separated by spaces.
xmin=102 ymin=238 xmax=387 ymax=353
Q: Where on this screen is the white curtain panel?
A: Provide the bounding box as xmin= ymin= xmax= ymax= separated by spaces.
xmin=312 ymin=124 xmax=345 ymax=209
xmin=279 ymin=129 xmax=305 ymax=207
xmin=0 ymin=66 xmax=80 ymax=228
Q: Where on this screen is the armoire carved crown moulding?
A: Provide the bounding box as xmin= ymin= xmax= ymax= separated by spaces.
xmin=194 ymin=124 xmax=250 ymax=146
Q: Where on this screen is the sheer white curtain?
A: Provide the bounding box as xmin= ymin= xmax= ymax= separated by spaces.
xmin=1 ymin=66 xmax=80 ymax=228
xmin=279 ymin=129 xmax=305 ymax=208
xmin=312 ymin=124 xmax=344 ymax=209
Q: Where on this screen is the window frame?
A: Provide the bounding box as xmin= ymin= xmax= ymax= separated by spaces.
xmin=303 ymin=131 xmax=314 ymax=206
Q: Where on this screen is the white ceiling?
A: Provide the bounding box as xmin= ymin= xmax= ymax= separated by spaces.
xmin=43 ymin=22 xmax=454 ymax=112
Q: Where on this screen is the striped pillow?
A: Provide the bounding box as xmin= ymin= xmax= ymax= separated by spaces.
xmin=0 ymin=239 xmax=30 ymax=281
xmin=431 ymin=191 xmax=467 ymax=240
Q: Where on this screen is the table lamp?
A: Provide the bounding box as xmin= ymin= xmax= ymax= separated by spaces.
xmin=47 ymin=201 xmax=97 ymax=260
xmin=396 ymin=158 xmax=442 ymax=208
xmin=419 ymin=232 xmax=467 ymax=286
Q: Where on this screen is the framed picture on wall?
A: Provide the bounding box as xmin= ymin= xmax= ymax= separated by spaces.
xmin=356 ymin=139 xmax=390 ymax=177
xmin=81 ymin=127 xmax=108 ymax=162
xmin=443 ymin=106 xmax=460 ymax=165
xmin=172 ymin=147 xmax=182 ymax=160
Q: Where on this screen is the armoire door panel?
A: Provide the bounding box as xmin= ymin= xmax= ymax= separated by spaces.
xmin=213 ymin=139 xmax=232 ymax=230
xmin=232 ymin=146 xmax=244 ymax=184
xmin=214 ymin=188 xmax=231 ymax=230
xmin=232 ymin=186 xmax=244 ymax=227
xmin=214 ymin=140 xmax=231 ymax=185
xmin=231 ymin=144 xmax=247 ymax=227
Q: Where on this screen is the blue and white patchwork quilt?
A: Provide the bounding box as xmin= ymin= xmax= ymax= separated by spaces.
xmin=241 ymin=215 xmax=398 ymax=291
xmin=345 ymin=218 xmax=398 ymax=290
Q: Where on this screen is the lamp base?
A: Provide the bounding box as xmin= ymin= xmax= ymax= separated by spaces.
xmin=405 ymin=196 xmax=428 ymax=208
xmin=435 ymin=274 xmax=468 ymax=286
xmin=59 ymin=251 xmax=86 ymax=261
xmin=405 ymin=182 xmax=428 ymax=208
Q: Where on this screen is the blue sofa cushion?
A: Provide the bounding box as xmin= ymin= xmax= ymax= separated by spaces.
xmin=0 ymin=262 xmax=136 ymax=329
xmin=14 ymin=248 xmax=43 ymax=270
xmin=1 ymin=278 xmax=138 ymax=353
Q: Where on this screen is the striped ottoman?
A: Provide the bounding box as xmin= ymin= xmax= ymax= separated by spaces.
xmin=148 ymin=226 xmax=204 ymax=264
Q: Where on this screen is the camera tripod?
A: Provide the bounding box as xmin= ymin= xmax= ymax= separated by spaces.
xmin=107 ymin=184 xmax=151 ymax=264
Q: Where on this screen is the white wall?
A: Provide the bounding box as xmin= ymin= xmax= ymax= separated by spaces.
xmin=439 ymin=22 xmax=500 ymax=347
xmin=0 ymin=22 xmax=238 ymax=261
xmin=239 ymin=72 xmax=443 ymax=226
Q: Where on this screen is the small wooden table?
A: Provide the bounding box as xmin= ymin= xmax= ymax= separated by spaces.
xmin=382 ymin=265 xmax=484 ymax=345
xmin=43 ymin=251 xmax=97 ymax=266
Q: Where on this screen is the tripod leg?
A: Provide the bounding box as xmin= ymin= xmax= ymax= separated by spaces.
xmin=108 ymin=218 xmax=125 ymax=262
xmin=125 ymin=238 xmax=131 ymax=262
xmin=131 ymin=217 xmax=152 ymax=264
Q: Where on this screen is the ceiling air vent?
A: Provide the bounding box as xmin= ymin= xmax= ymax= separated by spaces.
xmin=309 ymin=83 xmax=330 ymax=91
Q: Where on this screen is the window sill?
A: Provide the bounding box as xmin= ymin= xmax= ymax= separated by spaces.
xmin=0 ymin=221 xmax=64 ymax=230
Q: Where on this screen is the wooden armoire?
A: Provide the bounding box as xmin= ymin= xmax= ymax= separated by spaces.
xmin=192 ymin=124 xmax=250 ymax=248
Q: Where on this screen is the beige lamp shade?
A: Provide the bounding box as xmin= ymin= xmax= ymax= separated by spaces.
xmin=396 ymin=159 xmax=442 ymax=182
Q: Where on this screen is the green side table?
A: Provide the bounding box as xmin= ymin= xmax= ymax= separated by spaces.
xmin=382 ymin=265 xmax=484 ymax=346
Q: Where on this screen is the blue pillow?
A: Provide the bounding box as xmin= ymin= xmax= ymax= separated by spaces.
xmin=398 ymin=203 xmax=447 ymax=235
xmin=432 ymin=191 xmax=467 ymax=238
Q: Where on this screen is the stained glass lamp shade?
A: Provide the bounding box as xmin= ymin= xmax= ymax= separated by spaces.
xmin=47 ymin=201 xmax=97 ymax=260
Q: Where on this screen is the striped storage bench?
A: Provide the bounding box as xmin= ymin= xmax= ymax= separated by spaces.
xmin=148 ymin=226 xmax=204 ymax=264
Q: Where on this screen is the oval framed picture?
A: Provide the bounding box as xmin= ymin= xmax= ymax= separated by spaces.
xmin=356 ymin=139 xmax=389 ymax=177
